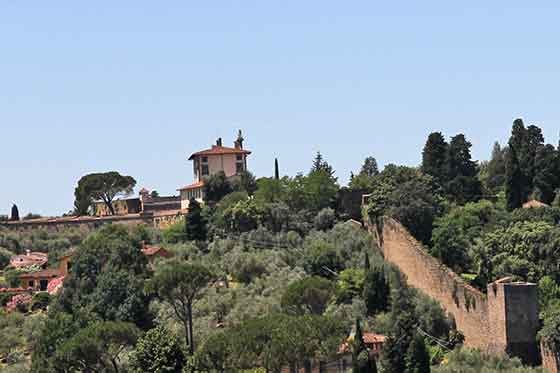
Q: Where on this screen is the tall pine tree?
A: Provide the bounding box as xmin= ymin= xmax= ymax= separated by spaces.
xmin=310 ymin=151 xmax=335 ymax=177
xmin=360 ymin=157 xmax=379 ymax=177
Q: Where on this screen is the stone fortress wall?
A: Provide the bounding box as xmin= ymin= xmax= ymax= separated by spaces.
xmin=369 ymin=217 xmax=545 ymax=368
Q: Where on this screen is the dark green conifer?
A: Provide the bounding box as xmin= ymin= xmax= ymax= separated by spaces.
xmin=505 ymin=148 xmax=524 ymax=210
xmin=352 ymin=319 xmax=377 ymax=373
xmin=363 ymin=267 xmax=390 ymax=316
xmin=10 ymin=204 xmax=19 ymax=221
xmin=446 ymin=134 xmax=481 ymax=203
xmin=185 ymin=198 xmax=207 ymax=241
xmin=534 ymin=144 xmax=559 ymax=204
xmin=275 ymin=158 xmax=280 ymax=180
xmin=381 ymin=285 xmax=417 ymax=373
xmin=405 ymin=333 xmax=431 ymax=373
xmin=421 ymin=132 xmax=448 ymax=187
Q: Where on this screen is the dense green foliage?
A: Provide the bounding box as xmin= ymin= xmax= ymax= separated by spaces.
xmin=432 ymin=349 xmax=545 ymax=373
xmin=194 ymin=314 xmax=346 ymax=372
xmin=185 ymin=198 xmax=207 ymax=241
xmin=129 ymin=326 xmax=186 ymax=373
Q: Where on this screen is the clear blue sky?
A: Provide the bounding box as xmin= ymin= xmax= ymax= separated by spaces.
xmin=2 ymin=2 xmax=560 ymax=216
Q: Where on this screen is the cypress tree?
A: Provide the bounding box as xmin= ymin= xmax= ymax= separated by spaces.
xmin=522 ymin=124 xmax=545 ymax=193
xmin=275 ymin=158 xmax=280 ymax=180
xmin=363 ymin=267 xmax=390 ymax=316
xmin=364 ymin=252 xmax=370 ymax=271
xmin=381 ymin=285 xmax=418 ymax=373
xmin=185 ymin=198 xmax=207 ymax=241
xmin=506 ymin=120 xmax=530 ymax=209
xmin=352 ymin=319 xmax=377 ymax=373
xmin=10 ymin=204 xmax=19 ymax=221
xmin=404 ymin=333 xmax=431 ymax=373
xmin=485 ymin=142 xmax=507 ymax=194
xmin=447 ymin=134 xmax=481 ymax=203
xmin=421 ymin=132 xmax=448 ymax=187
xmin=534 ymin=144 xmax=560 ymax=204
xmin=505 ymin=148 xmax=524 ymax=210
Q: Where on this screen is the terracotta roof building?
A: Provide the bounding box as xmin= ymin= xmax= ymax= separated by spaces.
xmin=141 ymin=244 xmax=172 ymax=259
xmin=179 ymin=130 xmax=251 ymax=209
xmin=523 ymin=199 xmax=549 ymax=209
xmin=10 ymin=251 xmax=48 ymax=269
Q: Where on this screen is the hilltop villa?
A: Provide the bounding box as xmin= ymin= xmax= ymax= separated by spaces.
xmin=1 ymin=131 xmax=251 ymax=232
xmin=179 ymin=130 xmax=251 ymax=209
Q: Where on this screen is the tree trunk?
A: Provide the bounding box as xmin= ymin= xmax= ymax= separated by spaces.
xmin=111 ymin=358 xmax=120 ymax=373
xmin=304 ymin=360 xmax=312 ymax=373
xmin=182 ymin=319 xmax=190 ymax=352
xmin=188 ymin=302 xmax=195 ymax=355
xmin=108 ymin=201 xmax=115 ymax=215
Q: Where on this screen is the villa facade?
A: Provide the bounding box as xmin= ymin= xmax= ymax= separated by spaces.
xmin=179 ymin=131 xmax=251 ymax=209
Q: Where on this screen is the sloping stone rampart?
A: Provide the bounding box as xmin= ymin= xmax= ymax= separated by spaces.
xmin=376 ymin=218 xmax=490 ymax=349
xmin=370 ymin=217 xmax=542 ymax=366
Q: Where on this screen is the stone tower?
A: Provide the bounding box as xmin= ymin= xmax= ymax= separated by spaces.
xmin=487 ymin=278 xmax=540 ymax=365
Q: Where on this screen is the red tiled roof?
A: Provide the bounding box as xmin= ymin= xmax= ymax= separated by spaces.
xmin=0 ymin=287 xmax=29 ymax=293
xmin=178 ymin=181 xmax=205 ymax=191
xmin=338 ymin=333 xmax=386 ymax=354
xmin=2 ymin=213 xmax=147 ymax=225
xmin=523 ymin=200 xmax=549 ymax=209
xmin=363 ymin=333 xmax=386 ymax=344
xmin=188 ymin=145 xmax=251 ymax=160
xmin=19 ymin=269 xmax=62 ymax=279
xmin=10 ymin=252 xmax=48 ymax=269
xmin=142 ymin=245 xmax=171 ymax=258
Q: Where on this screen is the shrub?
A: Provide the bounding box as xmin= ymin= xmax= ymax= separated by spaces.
xmin=163 ymin=220 xmax=186 ymax=244
xmin=314 ymin=208 xmax=336 ymax=231
xmin=4 ymin=269 xmax=21 ymax=288
xmin=432 ymin=348 xmax=543 ymax=373
xmin=0 ymin=246 xmax=13 ymax=269
xmin=31 ymin=292 xmax=50 ymax=311
xmin=130 ymin=326 xmax=185 ymax=373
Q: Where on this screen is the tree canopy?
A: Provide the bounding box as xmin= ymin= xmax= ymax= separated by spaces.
xmin=74 ymin=171 xmax=136 ymax=215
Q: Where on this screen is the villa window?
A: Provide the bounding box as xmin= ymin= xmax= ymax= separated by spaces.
xmin=202 ymin=164 xmax=209 ymax=176
xmin=236 ymin=154 xmax=243 ymax=161
xmin=236 ymin=162 xmax=244 ymax=174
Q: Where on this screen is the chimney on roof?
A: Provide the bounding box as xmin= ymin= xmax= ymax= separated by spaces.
xmin=216 ymin=138 xmax=223 ymax=147
xmin=234 ymin=130 xmax=244 ymax=149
